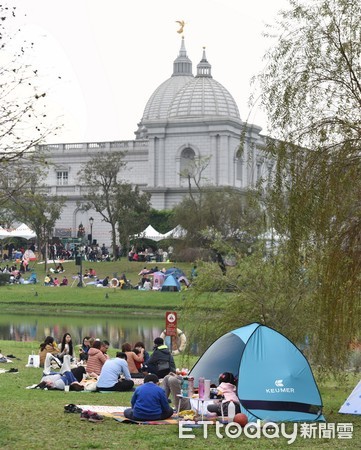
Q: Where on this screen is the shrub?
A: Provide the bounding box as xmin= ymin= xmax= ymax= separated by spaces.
xmin=0 ymin=272 xmax=11 ymax=286
xmin=174 ymin=247 xmax=212 ymax=262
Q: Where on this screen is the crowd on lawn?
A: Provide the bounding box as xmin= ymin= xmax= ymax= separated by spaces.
xmin=34 ymin=333 xmax=240 ymax=421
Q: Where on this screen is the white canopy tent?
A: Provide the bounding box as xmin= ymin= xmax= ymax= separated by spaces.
xmin=132 ymin=225 xmax=165 ymax=242
xmin=0 ymin=226 xmax=10 ymax=239
xmin=8 ymin=223 xmax=37 ymax=240
xmin=162 ymin=224 xmax=187 ymax=239
xmin=132 ymin=224 xmax=187 ymax=242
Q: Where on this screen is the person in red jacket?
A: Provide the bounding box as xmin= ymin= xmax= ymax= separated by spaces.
xmin=86 ymin=341 xmax=108 ymax=376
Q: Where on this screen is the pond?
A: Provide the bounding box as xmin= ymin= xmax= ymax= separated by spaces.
xmin=0 ymin=313 xmax=170 ymax=352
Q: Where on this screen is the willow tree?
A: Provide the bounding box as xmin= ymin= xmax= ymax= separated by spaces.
xmin=255 ymin=0 xmax=361 ymax=367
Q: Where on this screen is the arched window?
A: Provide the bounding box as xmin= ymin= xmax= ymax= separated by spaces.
xmin=180 ymin=147 xmax=195 ymax=176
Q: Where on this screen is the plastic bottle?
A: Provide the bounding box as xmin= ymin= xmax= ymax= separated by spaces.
xmin=198 ymin=377 xmax=205 ymax=399
xmin=182 ymin=377 xmax=189 ymax=397
xmin=228 ymin=401 xmax=236 ymax=422
xmin=187 ymin=376 xmax=194 ymax=397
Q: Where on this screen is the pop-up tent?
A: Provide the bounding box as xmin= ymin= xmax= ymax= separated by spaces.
xmin=189 ymin=323 xmax=325 ymax=422
xmin=165 ymin=267 xmax=185 ymax=278
xmin=161 ymin=274 xmax=181 ymax=292
xmin=149 ymin=271 xmax=166 ymax=290
xmin=339 ymin=382 xmax=361 ymax=415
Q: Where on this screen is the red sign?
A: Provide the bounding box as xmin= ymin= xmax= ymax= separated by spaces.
xmin=165 ymin=311 xmax=177 ymax=336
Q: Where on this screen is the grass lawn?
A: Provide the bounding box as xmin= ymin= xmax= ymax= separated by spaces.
xmin=0 ymin=259 xmax=229 ymax=316
xmin=0 ymin=341 xmax=361 ymax=450
xmin=1 ymin=259 xmax=361 ymax=448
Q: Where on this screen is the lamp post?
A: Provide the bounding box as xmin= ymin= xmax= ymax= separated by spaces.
xmin=76 ymin=223 xmax=85 ymax=288
xmin=89 ymin=217 xmax=94 ymax=245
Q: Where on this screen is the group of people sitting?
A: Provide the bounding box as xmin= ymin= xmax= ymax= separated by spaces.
xmin=44 ymin=274 xmax=68 ymax=286
xmin=37 ymin=334 xmax=176 ymax=391
xmin=36 ymin=333 xmax=241 ymax=421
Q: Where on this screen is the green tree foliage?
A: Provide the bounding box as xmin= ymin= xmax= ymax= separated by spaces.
xmin=115 ymin=183 xmax=151 ymax=253
xmin=77 ymin=151 xmax=126 ymax=258
xmin=1 ymin=163 xmax=65 ymax=271
xmin=254 ymin=0 xmax=361 ymax=368
xmin=174 ymin=186 xmax=264 ymax=252
xmin=78 ymin=151 xmax=152 ymax=257
xmin=148 ymin=209 xmax=174 ymax=234
xmin=182 ymin=246 xmax=315 ymax=357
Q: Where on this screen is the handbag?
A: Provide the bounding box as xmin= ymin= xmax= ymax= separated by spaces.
xmin=26 ymin=354 xmax=40 ymax=368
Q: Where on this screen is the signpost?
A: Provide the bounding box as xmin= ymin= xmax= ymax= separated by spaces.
xmin=166 ymin=311 xmax=177 ymax=352
xmin=166 ymin=311 xmax=177 ymax=336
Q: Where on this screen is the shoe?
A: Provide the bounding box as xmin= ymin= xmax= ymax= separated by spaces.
xmin=7 ymin=368 xmax=18 ymax=373
xmin=80 ymin=410 xmax=92 ymax=421
xmin=88 ymin=412 xmax=104 ymax=423
xmin=64 ymin=404 xmax=83 ymax=414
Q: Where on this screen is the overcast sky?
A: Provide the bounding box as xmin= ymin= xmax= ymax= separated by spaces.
xmin=13 ymin=0 xmax=290 ymax=143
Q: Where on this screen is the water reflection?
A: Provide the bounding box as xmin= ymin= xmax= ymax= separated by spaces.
xmin=0 ymin=313 xmax=166 ymax=351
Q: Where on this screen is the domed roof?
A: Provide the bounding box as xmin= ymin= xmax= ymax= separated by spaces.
xmin=142 ymin=37 xmax=194 ymax=121
xmin=169 ymin=48 xmax=240 ymax=120
xmin=168 ymin=77 xmax=240 ymax=119
xmin=141 ymin=42 xmax=240 ymax=124
xmin=142 ymin=75 xmax=193 ymax=121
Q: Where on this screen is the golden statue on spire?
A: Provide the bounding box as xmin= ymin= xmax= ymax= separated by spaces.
xmin=176 ymin=20 xmax=185 ymax=34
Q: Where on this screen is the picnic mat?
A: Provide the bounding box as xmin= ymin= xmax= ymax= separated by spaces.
xmin=76 ymin=405 xmax=179 ymax=424
xmin=76 ymin=405 xmax=127 ymax=416
xmin=112 ymin=412 xmax=179 ymax=425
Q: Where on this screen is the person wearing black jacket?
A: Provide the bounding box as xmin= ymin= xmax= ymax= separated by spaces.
xmin=143 ymin=337 xmax=176 ymax=378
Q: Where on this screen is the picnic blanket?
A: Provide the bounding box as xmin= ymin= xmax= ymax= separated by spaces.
xmin=76 ymin=405 xmax=128 ymax=416
xmin=76 ymin=405 xmax=179 ymax=424
xmin=112 ymin=412 xmax=179 ymax=425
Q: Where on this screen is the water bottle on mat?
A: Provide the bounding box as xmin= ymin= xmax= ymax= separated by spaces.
xmin=228 ymin=401 xmax=236 ymax=422
xmin=198 ymin=377 xmax=205 ymax=399
xmin=182 ymin=377 xmax=189 ymax=397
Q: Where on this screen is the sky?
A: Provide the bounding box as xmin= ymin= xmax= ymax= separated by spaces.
xmin=12 ymin=0 xmax=290 ymax=144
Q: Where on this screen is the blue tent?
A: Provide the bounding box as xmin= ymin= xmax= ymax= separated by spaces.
xmin=165 ymin=267 xmax=185 ymax=279
xmin=161 ymin=274 xmax=181 ymax=292
xmin=189 ymin=323 xmax=325 ymax=422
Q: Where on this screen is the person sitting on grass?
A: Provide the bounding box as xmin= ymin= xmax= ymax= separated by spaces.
xmin=121 ymin=342 xmax=144 ymax=377
xmin=206 ymin=372 xmax=240 ymax=417
xmin=161 ymin=372 xmax=191 ymax=412
xmin=39 ymin=336 xmax=60 ymax=367
xmin=142 ymin=337 xmax=176 ymax=378
xmin=86 ymin=340 xmax=108 ymax=376
xmin=79 ymin=336 xmax=91 ymax=361
xmin=96 ymin=352 xmax=134 ymax=392
xmin=60 ymin=276 xmax=68 ymax=286
xmin=124 ymin=374 xmax=174 ymax=421
xmin=57 ymin=332 xmax=74 ymax=362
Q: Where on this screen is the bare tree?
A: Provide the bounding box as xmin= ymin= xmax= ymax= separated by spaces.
xmin=0 ymin=4 xmax=60 ymax=163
